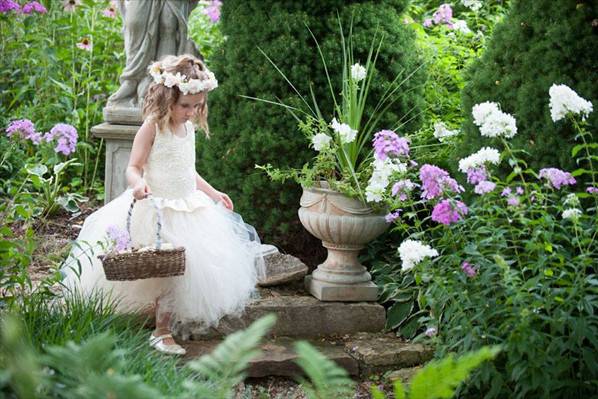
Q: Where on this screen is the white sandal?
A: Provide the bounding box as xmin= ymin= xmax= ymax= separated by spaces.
xmin=149 ymin=333 xmax=186 ymax=356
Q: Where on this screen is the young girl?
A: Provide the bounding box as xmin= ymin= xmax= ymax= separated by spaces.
xmin=63 ymin=54 xmax=265 ymax=355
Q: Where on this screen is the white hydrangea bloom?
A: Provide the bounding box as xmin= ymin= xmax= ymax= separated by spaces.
xmin=433 ymin=121 xmax=459 ymax=141
xmin=453 ymin=20 xmax=471 ymax=34
xmin=472 ymin=101 xmax=500 ymax=126
xmin=461 ymin=0 xmax=482 ymax=11
xmin=351 ymin=63 xmax=367 ymax=82
xmin=311 ymin=133 xmax=332 ymax=151
xmin=562 ymin=208 xmax=582 ymax=220
xmin=549 ymin=84 xmax=593 ymax=122
xmin=331 ymin=118 xmax=357 ymax=144
xmin=398 ymin=239 xmax=439 ymax=271
xmin=458 ymin=147 xmax=501 ymax=172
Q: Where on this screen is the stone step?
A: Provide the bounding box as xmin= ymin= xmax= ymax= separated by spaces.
xmin=258 ymin=251 xmax=308 ymax=287
xmin=174 ymin=292 xmax=386 ymax=340
xmin=182 ymin=333 xmax=432 ymax=378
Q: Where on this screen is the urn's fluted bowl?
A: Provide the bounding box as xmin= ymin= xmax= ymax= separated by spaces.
xmin=298 ymin=184 xmax=388 ymax=249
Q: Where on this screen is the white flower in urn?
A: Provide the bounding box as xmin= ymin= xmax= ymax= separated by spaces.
xmin=350 ymin=63 xmax=367 ymax=82
xmin=331 ymin=118 xmax=357 ymax=144
xmin=312 ymin=133 xmax=332 ymax=151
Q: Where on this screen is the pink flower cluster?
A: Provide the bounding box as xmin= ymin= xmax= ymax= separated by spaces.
xmin=423 ymin=4 xmax=453 ymax=28
xmin=107 ymin=225 xmax=131 ymax=252
xmin=0 ymin=0 xmax=46 ymax=14
xmin=6 ymin=119 xmax=42 ymax=144
xmin=203 ymin=0 xmax=222 ymax=23
xmin=44 ymin=123 xmax=78 ymax=155
xmin=385 ymin=210 xmax=401 ymax=223
xmin=466 ymin=167 xmax=487 ymax=185
xmin=419 ymin=164 xmax=463 ymax=200
xmin=431 ymin=199 xmax=468 ymax=225
xmin=461 ymin=261 xmax=477 ymax=277
xmin=5 ymin=119 xmax=78 ymax=156
xmin=372 ymin=130 xmax=410 ymax=160
xmin=539 ymin=168 xmax=576 ymax=189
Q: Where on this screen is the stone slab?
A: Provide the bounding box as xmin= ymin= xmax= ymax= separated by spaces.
xmin=174 ymin=295 xmax=386 ymax=340
xmin=182 ymin=337 xmax=359 ymax=377
xmin=258 ymin=253 xmax=308 ymax=287
xmin=103 ymin=106 xmax=143 ymax=125
xmin=305 ymin=275 xmax=379 ymax=302
xmin=386 ymin=366 xmax=422 ymax=384
xmin=344 ymin=332 xmax=433 ymax=376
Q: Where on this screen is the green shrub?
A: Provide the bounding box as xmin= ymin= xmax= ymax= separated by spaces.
xmin=197 ymin=0 xmax=425 ymax=250
xmin=456 ymin=0 xmax=598 ymax=174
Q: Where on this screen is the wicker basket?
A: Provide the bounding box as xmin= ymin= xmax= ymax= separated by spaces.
xmin=99 ymin=196 xmax=186 ymax=281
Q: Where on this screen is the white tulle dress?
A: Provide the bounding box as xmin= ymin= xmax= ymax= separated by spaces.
xmin=63 ymin=121 xmax=264 ymax=326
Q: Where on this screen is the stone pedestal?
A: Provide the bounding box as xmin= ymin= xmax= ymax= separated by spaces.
xmin=91 ymin=122 xmax=139 ymax=203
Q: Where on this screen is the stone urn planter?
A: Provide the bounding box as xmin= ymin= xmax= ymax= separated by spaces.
xmin=299 ymin=182 xmax=389 ymax=301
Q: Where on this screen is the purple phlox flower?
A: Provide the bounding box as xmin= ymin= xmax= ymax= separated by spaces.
xmin=431 ymin=199 xmax=468 ymax=225
xmin=6 ymin=119 xmax=43 ymax=144
xmin=516 ymin=186 xmax=524 ymax=195
xmin=474 ymin=181 xmax=496 ymax=195
xmin=587 ymin=186 xmax=598 ymax=194
xmin=373 ymin=130 xmax=410 ymax=160
xmin=501 ymin=187 xmax=511 ymax=197
xmin=385 ymin=210 xmax=401 ymax=223
xmin=44 ymin=123 xmax=78 ymax=155
xmin=423 ymin=18 xmax=433 ymax=28
xmin=461 ymin=261 xmax=477 ymax=278
xmin=507 ymin=196 xmax=520 ymax=207
xmin=391 ymin=179 xmax=417 ymax=201
xmin=0 ymin=0 xmax=20 ymax=14
xmin=203 ymin=0 xmax=222 ymax=23
xmin=419 ymin=164 xmax=463 ymax=200
xmin=433 ymin=3 xmax=453 ymax=24
xmin=466 ymin=167 xmax=488 ymax=185
xmin=22 ymin=1 xmax=47 ymax=14
xmin=106 ymin=225 xmax=131 ymax=252
xmin=425 ymin=326 xmax=437 ymax=337
xmin=539 ymin=168 xmax=576 ymax=189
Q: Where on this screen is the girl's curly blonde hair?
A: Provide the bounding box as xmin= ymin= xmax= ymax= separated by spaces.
xmin=143 ymin=54 xmax=211 ymax=137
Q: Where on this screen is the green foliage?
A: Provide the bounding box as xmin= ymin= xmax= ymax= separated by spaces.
xmin=0 ymin=0 xmax=123 ymax=194
xmin=294 ymin=341 xmax=355 ymax=399
xmin=188 ymin=4 xmax=224 ymax=63
xmin=197 ymin=0 xmax=424 ymax=249
xmin=371 ymin=346 xmax=501 ymax=399
xmin=183 ymin=314 xmax=276 ymax=399
xmin=457 ymin=0 xmax=598 ymax=175
xmin=371 ymin=112 xmax=598 ymax=397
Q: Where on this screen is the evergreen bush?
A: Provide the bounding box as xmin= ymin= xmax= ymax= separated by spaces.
xmin=457 ymin=0 xmax=597 ymax=174
xmin=197 ymin=0 xmax=425 ymax=252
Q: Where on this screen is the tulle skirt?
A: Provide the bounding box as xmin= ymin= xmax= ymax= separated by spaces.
xmin=62 ymin=189 xmax=265 ymax=326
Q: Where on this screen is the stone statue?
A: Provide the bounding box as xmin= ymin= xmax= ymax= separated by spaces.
xmin=107 ymin=0 xmax=203 ymax=111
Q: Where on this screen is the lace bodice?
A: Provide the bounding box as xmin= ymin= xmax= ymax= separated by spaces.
xmin=144 ymin=121 xmax=196 ymax=199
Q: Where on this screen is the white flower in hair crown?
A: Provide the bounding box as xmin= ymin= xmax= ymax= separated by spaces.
xmin=149 ymin=62 xmax=218 ymax=95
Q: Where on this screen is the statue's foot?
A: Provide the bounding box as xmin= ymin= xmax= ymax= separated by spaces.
xmin=107 ymin=81 xmax=137 ymax=106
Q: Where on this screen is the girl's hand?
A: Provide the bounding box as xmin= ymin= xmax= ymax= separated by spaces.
xmin=213 ymin=191 xmax=234 ymax=211
xmin=133 ymin=179 xmax=151 ymax=200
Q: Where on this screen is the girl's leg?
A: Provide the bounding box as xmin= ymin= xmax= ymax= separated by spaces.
xmin=154 ymin=297 xmax=176 ymax=345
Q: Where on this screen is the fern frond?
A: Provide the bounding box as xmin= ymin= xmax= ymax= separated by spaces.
xmin=294 ymin=341 xmax=355 ymax=399
xmin=408 ymin=346 xmax=501 ymax=399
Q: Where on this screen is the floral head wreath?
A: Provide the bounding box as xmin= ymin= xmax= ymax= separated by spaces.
xmin=148 ymin=62 xmax=218 ymax=95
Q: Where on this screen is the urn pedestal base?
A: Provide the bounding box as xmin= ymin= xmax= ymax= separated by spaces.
xmin=305 ymin=275 xmax=379 ymax=302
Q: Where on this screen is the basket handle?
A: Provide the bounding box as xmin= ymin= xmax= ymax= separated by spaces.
xmin=126 ymin=195 xmax=163 ymax=250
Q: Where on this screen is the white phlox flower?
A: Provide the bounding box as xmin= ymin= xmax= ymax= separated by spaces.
xmin=458 ymin=147 xmax=501 ymax=172
xmin=562 ymin=208 xmax=582 ymax=220
xmin=461 ymin=0 xmax=482 ymax=11
xmin=472 ymin=102 xmax=517 ymax=138
xmin=365 ymin=158 xmax=406 ymax=203
xmin=453 ymin=20 xmax=471 ymax=34
xmin=563 ymin=193 xmax=580 ymax=207
xmin=331 ymin=118 xmax=357 ymax=144
xmin=433 ymin=122 xmax=459 ymax=141
xmin=398 ymin=239 xmax=439 ymax=271
xmin=311 ymin=133 xmax=332 ymax=151
xmin=351 ymin=63 xmax=367 ymax=82
xmin=549 ymin=84 xmax=593 ymax=122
